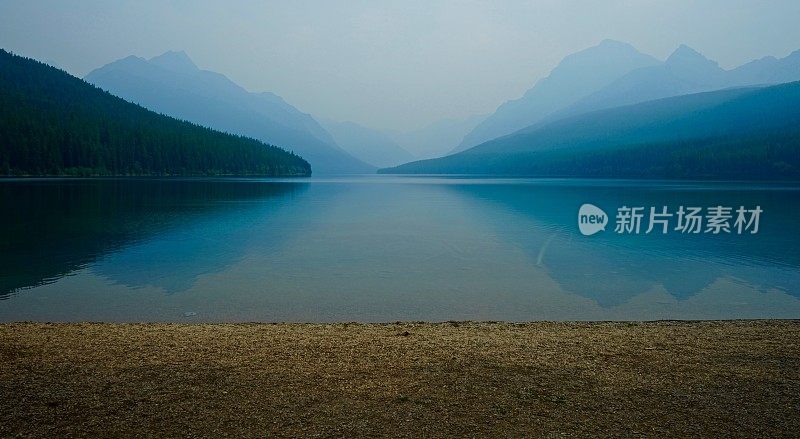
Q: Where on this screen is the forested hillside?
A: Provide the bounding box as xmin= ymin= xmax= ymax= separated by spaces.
xmin=0 ymin=50 xmax=310 ymax=176
xmin=381 ymin=82 xmax=800 ymax=180
xmin=84 ymin=51 xmax=372 ymax=174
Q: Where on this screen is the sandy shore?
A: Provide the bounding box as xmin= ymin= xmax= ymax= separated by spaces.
xmin=1 ymin=321 xmax=799 ymax=438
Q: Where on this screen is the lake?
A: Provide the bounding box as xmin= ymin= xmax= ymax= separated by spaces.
xmin=1 ymin=176 xmax=798 ymax=322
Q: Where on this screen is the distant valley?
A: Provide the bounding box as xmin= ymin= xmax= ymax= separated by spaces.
xmin=319 ymin=119 xmax=414 ymax=168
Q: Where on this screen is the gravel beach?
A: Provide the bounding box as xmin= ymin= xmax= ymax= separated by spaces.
xmin=2 ymin=321 xmax=799 ymax=438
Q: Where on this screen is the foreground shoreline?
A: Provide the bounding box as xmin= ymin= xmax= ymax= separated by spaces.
xmin=2 ymin=321 xmax=799 ymax=437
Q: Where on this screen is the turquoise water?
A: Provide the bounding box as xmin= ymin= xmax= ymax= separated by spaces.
xmin=1 ymin=176 xmax=798 ymax=322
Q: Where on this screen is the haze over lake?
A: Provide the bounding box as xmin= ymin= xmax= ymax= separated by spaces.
xmin=1 ymin=177 xmax=798 ymax=322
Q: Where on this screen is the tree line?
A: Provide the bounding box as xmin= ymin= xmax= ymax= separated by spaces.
xmin=0 ymin=49 xmax=311 ymax=177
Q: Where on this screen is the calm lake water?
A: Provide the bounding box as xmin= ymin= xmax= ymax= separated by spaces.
xmin=1 ymin=176 xmax=798 ymax=322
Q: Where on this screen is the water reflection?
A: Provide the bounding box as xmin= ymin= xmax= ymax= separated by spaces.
xmin=0 ymin=179 xmax=306 ymax=298
xmin=0 ymin=177 xmax=798 ymax=321
xmin=443 ymin=180 xmax=800 ymax=306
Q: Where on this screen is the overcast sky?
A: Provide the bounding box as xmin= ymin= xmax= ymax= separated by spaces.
xmin=1 ymin=0 xmax=799 ymax=131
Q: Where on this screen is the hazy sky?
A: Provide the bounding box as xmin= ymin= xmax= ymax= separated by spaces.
xmin=1 ymin=0 xmax=799 ymax=131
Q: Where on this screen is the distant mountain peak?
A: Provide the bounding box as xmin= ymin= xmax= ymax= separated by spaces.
xmin=149 ymin=50 xmax=198 ymax=73
xmin=121 ymin=55 xmax=145 ymax=63
xmin=669 ymin=44 xmax=702 ymax=57
xmin=257 ymin=91 xmax=288 ymax=105
xmin=666 ymin=44 xmax=719 ymax=70
xmin=551 ymin=40 xmax=655 ymax=74
xmin=569 ymin=39 xmax=642 ymax=59
xmin=597 ymin=39 xmax=635 ymax=49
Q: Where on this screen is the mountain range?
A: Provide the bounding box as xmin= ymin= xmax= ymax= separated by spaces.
xmin=85 ymin=51 xmax=372 ymax=174
xmin=381 ymin=81 xmax=800 ymax=180
xmin=455 ymin=41 xmax=800 ymax=153
xmin=7 ymin=40 xmax=800 ymax=181
xmin=547 ymin=44 xmax=800 ymax=123
xmin=454 ymin=40 xmax=660 ymax=152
